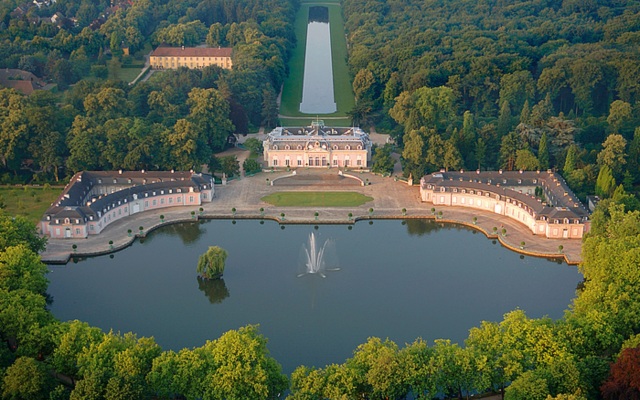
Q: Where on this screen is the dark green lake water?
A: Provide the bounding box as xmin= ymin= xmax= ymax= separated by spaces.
xmin=47 ymin=219 xmax=581 ymax=373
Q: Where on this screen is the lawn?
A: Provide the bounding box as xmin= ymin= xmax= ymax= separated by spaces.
xmin=0 ymin=186 xmax=63 ymax=223
xmin=261 ymin=191 xmax=373 ymax=207
xmin=279 ymin=2 xmax=355 ymax=118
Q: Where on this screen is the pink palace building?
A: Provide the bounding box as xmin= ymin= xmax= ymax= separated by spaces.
xmin=41 ymin=170 xmax=214 ymax=239
xmin=420 ymin=170 xmax=590 ymax=239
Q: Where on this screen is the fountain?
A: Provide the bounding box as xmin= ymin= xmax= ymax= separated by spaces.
xmin=298 ymin=232 xmax=339 ymax=278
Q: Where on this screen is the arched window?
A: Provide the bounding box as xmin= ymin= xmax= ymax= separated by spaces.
xmin=345 ymin=145 xmax=351 ymax=150
xmin=357 ymin=145 xmax=362 ymax=150
xmin=297 ymin=145 xmax=303 ymax=150
xmin=333 ymin=145 xmax=339 ymax=150
xmin=285 ymin=145 xmax=290 ymax=150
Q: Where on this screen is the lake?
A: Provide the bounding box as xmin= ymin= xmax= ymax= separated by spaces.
xmin=47 ymin=219 xmax=581 ymax=374
xmin=299 ymin=7 xmax=337 ymax=114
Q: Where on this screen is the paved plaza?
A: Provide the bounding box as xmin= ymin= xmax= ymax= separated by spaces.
xmin=41 ymin=167 xmax=583 ymax=265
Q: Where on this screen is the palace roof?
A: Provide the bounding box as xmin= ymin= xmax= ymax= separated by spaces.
xmin=43 ymin=171 xmax=212 ymax=224
xmin=150 ymin=46 xmax=232 ymax=58
xmin=421 ymin=170 xmax=590 ymax=221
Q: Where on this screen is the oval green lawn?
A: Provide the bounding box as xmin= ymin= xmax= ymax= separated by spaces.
xmin=261 ymin=192 xmax=373 ymax=207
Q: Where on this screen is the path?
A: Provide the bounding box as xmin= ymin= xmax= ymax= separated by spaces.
xmin=41 ymin=168 xmax=583 ymax=265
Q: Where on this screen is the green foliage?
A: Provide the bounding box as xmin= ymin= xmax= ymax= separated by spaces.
xmin=2 ymin=356 xmax=53 ymax=400
xmin=371 ymin=144 xmax=395 ymax=175
xmin=0 ymin=244 xmax=48 ymax=294
xmin=595 ymin=165 xmax=616 ymax=198
xmin=243 ymin=158 xmax=262 ymax=174
xmin=219 ymin=156 xmax=240 ymax=178
xmin=197 ymin=246 xmax=227 ymax=279
xmin=243 ymin=138 xmax=263 ymax=155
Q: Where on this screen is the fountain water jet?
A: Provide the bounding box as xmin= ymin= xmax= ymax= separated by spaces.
xmin=298 ymin=232 xmax=339 ymax=278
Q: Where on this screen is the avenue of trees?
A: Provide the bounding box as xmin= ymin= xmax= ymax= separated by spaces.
xmin=343 ymin=0 xmax=640 ymax=202
xmin=0 ymin=0 xmax=295 ymax=183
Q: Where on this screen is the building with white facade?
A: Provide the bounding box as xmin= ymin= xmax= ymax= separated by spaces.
xmin=420 ymin=170 xmax=590 ymax=239
xmin=263 ymin=121 xmax=371 ymax=169
xmin=41 ymin=171 xmax=214 ymax=239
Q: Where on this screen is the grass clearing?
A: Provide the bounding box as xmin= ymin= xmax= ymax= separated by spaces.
xmin=279 ymin=2 xmax=354 ymax=118
xmin=0 ymin=186 xmax=63 ymax=223
xmin=261 ymin=191 xmax=373 ymax=207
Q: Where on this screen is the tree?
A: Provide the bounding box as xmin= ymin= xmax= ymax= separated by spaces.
xmin=564 ymin=144 xmax=578 ymax=175
xmin=187 ymin=88 xmax=234 ymax=153
xmin=220 ymin=155 xmax=240 ymax=177
xmin=596 ymin=165 xmax=616 ymax=198
xmin=50 ymin=320 xmax=104 ymax=379
xmin=243 ymin=158 xmax=262 ymax=174
xmin=0 ymin=213 xmax=47 ymax=253
xmin=352 ymin=68 xmax=376 ymax=103
xmin=197 ymin=246 xmax=227 ymax=279
xmin=538 ymin=132 xmax=550 ymax=170
xmin=500 ymin=131 xmax=521 ymax=171
xmin=607 ymin=100 xmax=632 ymax=134
xmin=0 ymin=245 xmax=48 ymax=294
xmin=515 ymin=149 xmax=540 ymax=171
xmin=601 ymin=347 xmax=640 ymax=399
xmin=504 ymin=370 xmax=549 ymax=400
xmin=345 ymin=337 xmax=409 ymax=399
xmin=205 ymin=325 xmax=288 ymax=399
xmin=2 ymin=356 xmax=52 ymax=400
xmin=243 ymin=138 xmax=263 ymax=155
xmin=597 ymin=134 xmax=627 ymax=178
xmin=0 ymin=289 xmax=53 ymax=346
xmin=371 ymin=144 xmax=395 ymax=175
xmin=443 ymin=138 xmax=463 ymax=171
xmin=497 ymin=101 xmax=513 ymax=137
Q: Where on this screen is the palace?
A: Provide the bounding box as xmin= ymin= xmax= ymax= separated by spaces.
xmin=41 ymin=171 xmax=214 ymax=239
xmin=149 ymin=46 xmax=233 ymax=70
xmin=262 ymin=121 xmax=372 ymax=168
xmin=420 ymin=170 xmax=590 ymax=239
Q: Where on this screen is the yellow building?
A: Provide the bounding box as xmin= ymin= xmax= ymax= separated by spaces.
xmin=149 ymin=46 xmax=233 ymax=70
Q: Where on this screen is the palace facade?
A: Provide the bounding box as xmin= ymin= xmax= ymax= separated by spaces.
xmin=149 ymin=46 xmax=233 ymax=70
xmin=420 ymin=170 xmax=590 ymax=239
xmin=263 ymin=122 xmax=372 ymax=168
xmin=41 ymin=171 xmax=214 ymax=239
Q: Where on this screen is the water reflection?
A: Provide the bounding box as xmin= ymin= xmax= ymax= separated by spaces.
xmin=403 ymin=219 xmax=442 ymax=236
xmin=300 ymin=6 xmax=336 ymax=114
xmin=197 ymin=277 xmax=230 ymax=304
xmin=152 ymin=221 xmax=205 ymax=245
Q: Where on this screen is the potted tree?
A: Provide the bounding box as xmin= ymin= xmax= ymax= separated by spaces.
xmin=348 ymin=212 xmax=353 ymax=221
xmin=314 ymin=211 xmax=319 ymax=221
xmin=109 ymin=240 xmax=114 ymax=250
xmin=280 ymin=213 xmax=285 ymax=221
xmin=160 ymin=214 xmax=165 ymax=222
xmin=402 ymin=208 xmax=407 ymax=216
xmin=127 ymin=229 xmax=132 ymax=237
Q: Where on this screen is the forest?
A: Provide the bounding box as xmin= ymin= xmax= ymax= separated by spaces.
xmin=1 ymin=0 xmax=640 ymax=398
xmin=348 ymin=0 xmax=640 ymax=202
xmin=0 ymin=0 xmax=295 ymax=183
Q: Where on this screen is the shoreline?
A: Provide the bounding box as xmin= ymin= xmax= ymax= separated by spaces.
xmin=40 ymin=170 xmax=581 ymax=265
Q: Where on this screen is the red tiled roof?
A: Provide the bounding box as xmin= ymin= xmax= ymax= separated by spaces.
xmin=151 ymin=46 xmax=232 ymax=58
